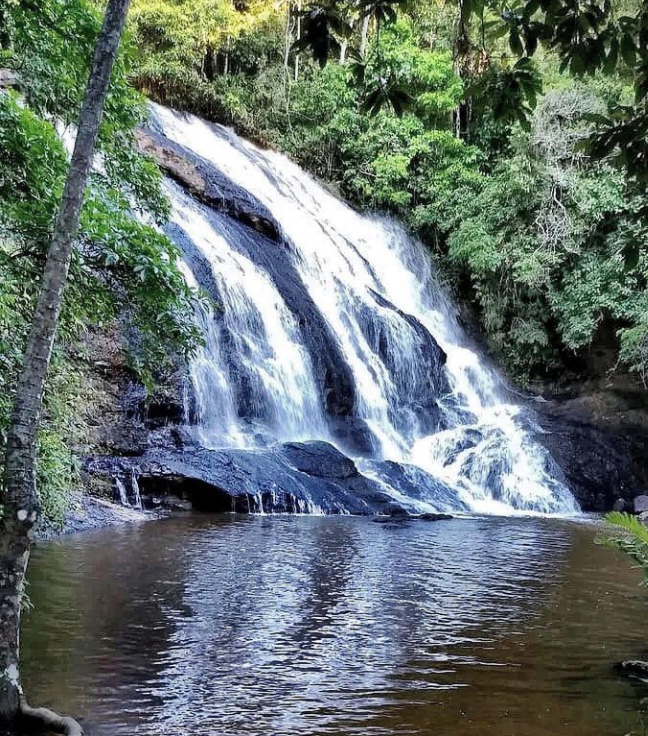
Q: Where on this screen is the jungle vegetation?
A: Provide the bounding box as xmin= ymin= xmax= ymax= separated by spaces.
xmin=0 ymin=0 xmax=646 ymax=520
xmin=0 ymin=0 xmax=646 ymax=729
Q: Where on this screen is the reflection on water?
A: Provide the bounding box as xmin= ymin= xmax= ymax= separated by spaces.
xmin=21 ymin=516 xmax=648 ymax=736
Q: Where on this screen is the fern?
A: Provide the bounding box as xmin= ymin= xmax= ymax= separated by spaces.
xmin=598 ymin=512 xmax=648 ymax=583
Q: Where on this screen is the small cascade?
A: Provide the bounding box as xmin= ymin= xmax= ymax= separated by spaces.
xmin=114 ymin=477 xmax=130 ymax=507
xmin=168 ymin=182 xmax=329 ymax=449
xmin=130 ymin=471 xmax=143 ymax=510
xmin=147 ymin=103 xmax=579 ymax=516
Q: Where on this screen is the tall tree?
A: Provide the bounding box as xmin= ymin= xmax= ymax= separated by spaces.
xmin=0 ymin=0 xmax=132 ymax=732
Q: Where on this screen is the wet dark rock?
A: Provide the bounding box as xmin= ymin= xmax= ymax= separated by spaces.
xmin=612 ymin=498 xmax=628 ymax=512
xmin=137 ymin=129 xmax=281 ymax=241
xmin=94 ymin=424 xmax=150 ymax=457
xmin=368 ymin=290 xmax=450 ymax=401
xmin=328 ymin=416 xmax=377 ymax=457
xmin=282 ymin=441 xmax=358 ymax=480
xmin=529 ymin=379 xmax=648 ymax=512
xmin=36 ymin=492 xmax=150 ymax=540
xmin=533 ymin=401 xmax=646 ymax=512
xmin=85 ymin=439 xmax=407 ymax=516
xmin=160 ymin=495 xmax=193 ymax=511
xmin=361 ymin=459 xmax=469 ymax=513
xmin=384 ymin=503 xmax=410 ymax=517
xmin=416 ymin=512 xmax=454 ymax=521
xmin=614 ymin=660 xmax=648 ymax=679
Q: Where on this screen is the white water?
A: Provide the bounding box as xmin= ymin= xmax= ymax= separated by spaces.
xmin=170 ymin=187 xmax=328 ymax=448
xmin=114 ymin=477 xmax=130 ymax=507
xmin=150 ymin=103 xmax=578 ymax=516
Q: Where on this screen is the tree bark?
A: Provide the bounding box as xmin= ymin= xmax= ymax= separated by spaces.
xmin=294 ymin=0 xmax=301 ymax=81
xmin=359 ymin=14 xmax=369 ymax=58
xmin=0 ymin=0 xmax=132 ymax=728
xmin=283 ymin=2 xmax=292 ymax=73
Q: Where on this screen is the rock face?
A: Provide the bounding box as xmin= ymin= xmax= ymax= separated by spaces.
xmin=139 ymin=120 xmax=452 ymax=440
xmin=85 ymin=435 xmax=467 ymax=516
xmin=533 ymin=387 xmax=648 ymax=512
xmin=75 ymin=120 xmax=648 ymax=518
xmin=137 ymin=129 xmax=281 ymax=241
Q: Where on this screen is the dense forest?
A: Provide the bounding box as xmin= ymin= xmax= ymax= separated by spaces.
xmin=1 ymin=0 xmax=647 ymax=527
xmin=127 ymin=0 xmax=648 ymax=381
xmin=1 ymin=0 xmax=648 ymax=734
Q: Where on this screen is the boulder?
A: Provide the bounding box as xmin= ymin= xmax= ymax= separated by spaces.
xmin=384 ymin=503 xmax=410 ymax=517
xmin=360 ymin=459 xmax=468 ymax=513
xmin=84 ymin=439 xmax=416 ymax=516
xmin=533 ymin=400 xmax=646 ymax=512
xmin=612 ymin=498 xmax=627 ymax=512
xmin=282 ymin=441 xmax=358 ymax=480
xmin=0 ymin=69 xmax=19 ymax=88
xmin=634 ymin=495 xmax=648 ymax=514
xmin=328 ymin=416 xmax=377 ymax=457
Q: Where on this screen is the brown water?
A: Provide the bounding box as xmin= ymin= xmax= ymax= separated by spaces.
xmin=20 ymin=515 xmax=648 ymax=736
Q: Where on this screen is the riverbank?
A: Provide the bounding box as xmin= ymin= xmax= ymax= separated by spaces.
xmin=35 ymin=492 xmax=153 ymax=542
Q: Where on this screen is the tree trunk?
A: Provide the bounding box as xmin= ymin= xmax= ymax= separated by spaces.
xmin=283 ymin=2 xmax=292 ymax=73
xmin=294 ymin=0 xmax=301 ymax=81
xmin=359 ymin=14 xmax=369 ymax=58
xmin=0 ymin=0 xmax=132 ymax=728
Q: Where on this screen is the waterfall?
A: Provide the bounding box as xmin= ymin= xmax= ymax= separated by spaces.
xmin=148 ymin=103 xmax=578 ymax=516
xmin=131 ymin=471 xmax=143 ymax=511
xmin=114 ymin=477 xmax=130 ymax=507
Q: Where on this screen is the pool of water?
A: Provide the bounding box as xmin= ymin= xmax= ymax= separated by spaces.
xmin=20 ymin=515 xmax=648 ymax=736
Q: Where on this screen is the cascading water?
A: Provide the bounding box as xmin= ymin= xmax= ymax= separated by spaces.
xmin=169 ymin=183 xmax=328 ymax=448
xmin=148 ymin=103 xmax=578 ymax=516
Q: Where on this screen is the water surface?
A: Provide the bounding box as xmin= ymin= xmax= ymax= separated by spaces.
xmin=22 ymin=515 xmax=648 ymax=735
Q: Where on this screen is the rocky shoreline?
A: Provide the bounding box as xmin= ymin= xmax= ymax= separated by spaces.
xmin=36 ymin=491 xmax=154 ymax=541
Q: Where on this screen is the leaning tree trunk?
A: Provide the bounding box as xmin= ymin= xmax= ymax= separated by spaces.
xmin=359 ymin=14 xmax=370 ymax=58
xmin=0 ymin=0 xmax=132 ymax=730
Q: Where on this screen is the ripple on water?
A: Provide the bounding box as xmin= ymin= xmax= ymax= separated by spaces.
xmin=20 ymin=515 xmax=648 ymax=736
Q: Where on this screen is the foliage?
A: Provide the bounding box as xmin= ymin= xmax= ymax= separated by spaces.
xmin=121 ymin=0 xmax=648 ymax=383
xmin=599 ymin=512 xmax=648 ymax=583
xmin=0 ymin=1 xmax=201 ymax=526
xmin=2 ymin=0 xmax=648 ymax=529
xmin=447 ymin=83 xmax=648 ymax=378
